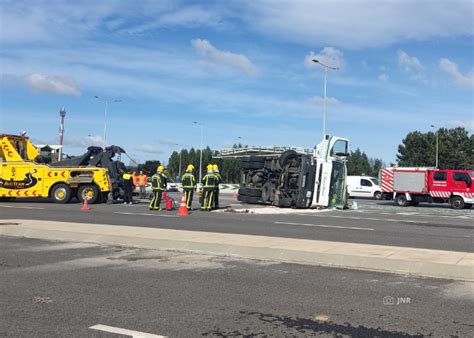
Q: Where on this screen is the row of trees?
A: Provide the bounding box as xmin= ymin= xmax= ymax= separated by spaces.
xmin=136 ymin=127 xmax=473 ymax=182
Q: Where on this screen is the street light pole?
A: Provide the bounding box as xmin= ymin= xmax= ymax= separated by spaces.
xmin=430 ymin=125 xmax=439 ymax=169
xmin=193 ymin=121 xmax=204 ymax=183
xmin=95 ymin=96 xmax=121 ymax=149
xmin=175 ymin=143 xmax=182 ymax=179
xmin=312 ymin=59 xmax=339 ymax=140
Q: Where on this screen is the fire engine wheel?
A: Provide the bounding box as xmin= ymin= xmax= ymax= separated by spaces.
xmin=395 ymin=194 xmax=409 ymax=207
xmin=373 ymin=191 xmax=382 ymax=200
xmin=51 ymin=184 xmax=72 ymax=204
xmin=77 ymin=184 xmax=100 ymax=204
xmin=450 ymin=196 xmax=465 ymax=209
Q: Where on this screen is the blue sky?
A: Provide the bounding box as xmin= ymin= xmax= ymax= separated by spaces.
xmin=1 ymin=0 xmax=473 ymax=165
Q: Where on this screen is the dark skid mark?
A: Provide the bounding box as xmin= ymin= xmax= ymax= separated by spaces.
xmin=107 ymin=255 xmax=170 ymax=262
xmin=228 ymin=311 xmax=427 ymax=337
xmin=404 ymin=222 xmax=474 ymax=230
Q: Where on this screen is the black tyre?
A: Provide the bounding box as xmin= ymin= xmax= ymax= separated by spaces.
xmin=51 ymin=183 xmax=72 ymax=204
xmin=450 ymin=196 xmax=465 ymax=209
xmin=396 ymin=194 xmax=409 ymax=207
xmin=77 ymin=184 xmax=100 ymax=204
xmin=238 ymin=188 xmax=262 ymax=197
xmin=373 ymin=191 xmax=382 ymax=200
xmin=278 ymin=150 xmax=298 ymax=168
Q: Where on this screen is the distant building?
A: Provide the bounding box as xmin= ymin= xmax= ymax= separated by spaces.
xmin=34 ymin=144 xmax=63 ymax=162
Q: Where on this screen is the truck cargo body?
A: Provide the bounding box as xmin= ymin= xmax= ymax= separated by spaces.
xmin=227 ymin=136 xmax=349 ymax=209
xmin=380 ymin=167 xmax=474 ymax=209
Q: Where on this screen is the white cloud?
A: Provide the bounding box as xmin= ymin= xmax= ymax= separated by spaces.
xmin=397 ymin=50 xmax=424 ymax=74
xmin=378 ymin=73 xmax=389 ymax=82
xmin=65 ymin=135 xmax=104 ymax=147
xmin=305 ymin=47 xmax=344 ymax=69
xmin=439 ymin=58 xmax=474 ymax=88
xmin=191 ymin=39 xmax=259 ymax=76
xmin=448 ymin=120 xmax=474 ymax=132
xmin=25 ymin=73 xmax=81 ymax=96
xmin=134 ymin=144 xmax=164 ymax=154
xmin=309 ymin=96 xmax=340 ymax=105
xmin=237 ymin=0 xmax=473 ymax=48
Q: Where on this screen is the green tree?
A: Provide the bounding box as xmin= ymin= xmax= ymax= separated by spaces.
xmin=346 ymin=148 xmax=372 ymax=175
xmin=137 ymin=160 xmax=161 ymax=175
xmin=397 ymin=127 xmax=473 ymax=169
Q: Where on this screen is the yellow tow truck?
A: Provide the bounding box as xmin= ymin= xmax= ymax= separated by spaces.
xmin=0 ymin=134 xmax=112 ymax=203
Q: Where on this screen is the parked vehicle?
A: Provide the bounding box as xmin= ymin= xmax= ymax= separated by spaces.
xmin=0 ymin=134 xmax=112 ymax=204
xmin=218 ymin=135 xmax=349 ymax=209
xmin=347 ymin=176 xmax=382 ymax=199
xmin=380 ymin=167 xmax=474 ymax=209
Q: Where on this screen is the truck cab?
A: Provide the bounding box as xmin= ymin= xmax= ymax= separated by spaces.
xmin=429 ymin=170 xmax=474 ymax=208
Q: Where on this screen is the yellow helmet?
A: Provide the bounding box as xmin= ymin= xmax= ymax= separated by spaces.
xmin=213 ymin=164 xmax=219 ymax=171
xmin=206 ymin=164 xmax=213 ymax=170
xmin=187 ymin=164 xmax=195 ymax=171
xmin=157 ymin=165 xmax=164 ymax=172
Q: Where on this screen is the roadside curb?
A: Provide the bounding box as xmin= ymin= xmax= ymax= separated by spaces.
xmin=1 ymin=219 xmax=473 ymax=281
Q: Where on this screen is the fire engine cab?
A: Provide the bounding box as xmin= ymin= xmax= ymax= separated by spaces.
xmin=380 ymin=167 xmax=474 ymax=209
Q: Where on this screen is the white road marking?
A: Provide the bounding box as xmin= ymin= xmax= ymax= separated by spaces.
xmin=114 ymin=212 xmax=178 ymax=218
xmin=0 ymin=205 xmax=44 ymax=210
xmin=90 ymin=324 xmax=166 ymax=337
xmin=294 ymin=214 xmax=428 ymax=224
xmin=275 ymin=221 xmax=374 ymax=231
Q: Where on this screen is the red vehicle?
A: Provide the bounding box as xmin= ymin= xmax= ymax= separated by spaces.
xmin=380 ymin=167 xmax=474 ymax=209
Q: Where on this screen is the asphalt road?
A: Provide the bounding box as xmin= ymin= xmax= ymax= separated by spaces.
xmin=1 ymin=196 xmax=473 ymax=252
xmin=1 ymin=236 xmax=473 ymax=337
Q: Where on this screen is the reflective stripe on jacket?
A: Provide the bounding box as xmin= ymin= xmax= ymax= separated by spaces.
xmin=151 ymin=174 xmax=165 ymax=190
xmin=202 ymin=173 xmax=218 ymax=188
xmin=182 ymin=173 xmax=196 ymax=188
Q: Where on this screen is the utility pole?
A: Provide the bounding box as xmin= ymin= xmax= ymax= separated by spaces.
xmin=430 ymin=125 xmax=439 ymax=168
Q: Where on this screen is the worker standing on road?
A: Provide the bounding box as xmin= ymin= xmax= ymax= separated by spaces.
xmin=149 ymin=166 xmax=166 ymax=210
xmin=122 ymin=170 xmax=134 ymax=205
xmin=213 ymin=164 xmax=221 ymax=209
xmin=201 ymin=166 xmax=218 ymax=211
xmin=182 ymin=164 xmax=196 ymax=210
xmin=137 ymin=171 xmax=148 ymax=199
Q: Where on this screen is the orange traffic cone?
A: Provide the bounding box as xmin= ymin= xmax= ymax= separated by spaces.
xmin=81 ymin=198 xmax=90 ymax=211
xmin=177 ymin=193 xmax=189 ymax=216
xmin=232 ymin=191 xmax=238 ymax=201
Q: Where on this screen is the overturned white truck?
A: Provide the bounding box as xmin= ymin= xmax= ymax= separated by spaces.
xmin=218 ymin=136 xmax=349 ymax=209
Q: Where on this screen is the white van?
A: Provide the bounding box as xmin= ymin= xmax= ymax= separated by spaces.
xmin=347 ymin=176 xmax=382 ymax=199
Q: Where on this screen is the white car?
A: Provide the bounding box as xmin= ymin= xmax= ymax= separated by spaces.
xmin=347 ymin=176 xmax=382 ymax=199
xmin=134 ymin=178 xmax=179 ymax=198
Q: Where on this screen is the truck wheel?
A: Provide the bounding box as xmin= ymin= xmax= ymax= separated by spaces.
xmin=51 ymin=184 xmax=72 ymax=204
xmin=278 ymin=150 xmax=298 ymax=168
xmin=373 ymin=191 xmax=382 ymax=200
xmin=395 ymin=194 xmax=409 ymax=207
xmin=238 ymin=188 xmax=262 ymax=197
xmin=238 ymin=195 xmax=260 ymax=203
xmin=77 ymin=184 xmax=100 ymax=204
xmin=261 ymin=183 xmax=275 ymax=203
xmin=450 ymin=196 xmax=465 ymax=209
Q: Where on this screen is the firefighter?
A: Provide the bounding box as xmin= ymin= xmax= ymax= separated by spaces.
xmin=201 ymin=166 xmax=218 ymax=211
xmin=122 ymin=170 xmax=134 ymax=205
xmin=212 ymin=164 xmax=221 ymax=209
xmin=149 ymin=165 xmax=166 ymax=210
xmin=181 ymin=164 xmax=196 ymax=210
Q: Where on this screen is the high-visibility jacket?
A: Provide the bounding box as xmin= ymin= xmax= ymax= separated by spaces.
xmin=122 ymin=173 xmax=134 ymax=188
xmin=214 ymin=172 xmax=222 ymax=186
xmin=202 ymin=173 xmax=219 ymax=188
xmin=182 ymin=172 xmax=196 ymax=189
xmin=137 ymin=174 xmax=147 ymax=186
xmin=151 ymin=173 xmax=166 ymax=191
xmin=132 ymin=175 xmax=139 ymax=186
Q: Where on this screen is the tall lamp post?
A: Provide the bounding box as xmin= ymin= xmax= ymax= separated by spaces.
xmin=430 ymin=124 xmax=439 ymax=169
xmin=312 ymin=59 xmax=339 ymax=140
xmin=175 ymin=143 xmax=182 ymax=179
xmin=58 ymin=107 xmax=66 ymax=161
xmin=94 ymin=96 xmax=121 ymax=149
xmin=193 ymin=121 xmax=204 ymax=183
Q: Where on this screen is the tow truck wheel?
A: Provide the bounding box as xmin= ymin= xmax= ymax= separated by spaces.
xmin=395 ymin=194 xmax=409 ymax=207
xmin=450 ymin=196 xmax=465 ymax=209
xmin=77 ymin=184 xmax=100 ymax=204
xmin=51 ymin=184 xmax=72 ymax=204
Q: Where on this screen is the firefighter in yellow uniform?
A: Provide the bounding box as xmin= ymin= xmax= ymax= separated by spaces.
xmin=149 ymin=166 xmax=166 ymax=210
xmin=212 ymin=164 xmax=221 ymax=209
xmin=201 ymin=166 xmax=218 ymax=211
xmin=181 ymin=164 xmax=196 ymax=210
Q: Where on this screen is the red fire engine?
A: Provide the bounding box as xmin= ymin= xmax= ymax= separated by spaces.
xmin=380 ymin=167 xmax=474 ymax=209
